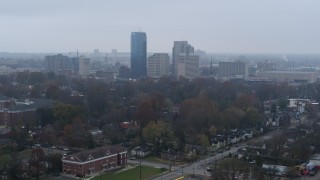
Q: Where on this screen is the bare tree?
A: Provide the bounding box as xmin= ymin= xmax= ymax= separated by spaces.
xmin=211 ymin=158 xmax=250 ymax=180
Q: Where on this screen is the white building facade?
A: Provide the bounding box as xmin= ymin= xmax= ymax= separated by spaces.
xmin=147 ymin=53 xmax=170 ymax=78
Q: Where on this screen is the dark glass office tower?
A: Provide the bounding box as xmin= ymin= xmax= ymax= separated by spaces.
xmin=131 ymin=32 xmax=147 ymax=78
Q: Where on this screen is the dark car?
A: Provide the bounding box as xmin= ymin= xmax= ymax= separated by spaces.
xmin=207 ymin=167 xmax=213 ymax=172
xmin=309 ymin=169 xmax=317 ymax=176
xmin=217 ymin=149 xmax=224 ymax=153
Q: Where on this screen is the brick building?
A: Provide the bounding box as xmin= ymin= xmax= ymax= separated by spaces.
xmin=0 ymin=95 xmax=14 ymax=110
xmin=62 ymin=145 xmax=127 ymax=177
xmin=0 ymin=98 xmax=53 ymax=128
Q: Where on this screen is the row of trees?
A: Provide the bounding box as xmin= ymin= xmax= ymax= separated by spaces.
xmin=0 ymin=72 xmax=318 ymax=151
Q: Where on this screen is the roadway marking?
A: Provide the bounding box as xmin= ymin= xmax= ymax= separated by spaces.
xmin=175 ymin=176 xmax=184 ymax=180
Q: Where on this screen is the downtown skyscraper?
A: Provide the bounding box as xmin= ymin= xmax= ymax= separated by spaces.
xmin=172 ymin=41 xmax=194 ymax=75
xmin=172 ymin=41 xmax=199 ymax=79
xmin=131 ymin=32 xmax=147 ymax=78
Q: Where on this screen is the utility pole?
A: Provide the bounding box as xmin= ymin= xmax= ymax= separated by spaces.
xmin=249 ymin=167 xmax=252 ymax=180
xmin=139 ymin=161 xmax=142 ymax=180
xmin=193 ymin=163 xmax=195 ymax=176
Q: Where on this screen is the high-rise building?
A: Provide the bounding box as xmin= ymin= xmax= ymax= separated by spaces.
xmin=147 ymin=53 xmax=170 ymax=78
xmin=131 ymin=32 xmax=147 ymax=78
xmin=79 ymin=56 xmax=90 ymax=77
xmin=218 ymin=60 xmax=248 ymax=78
xmin=176 ymin=55 xmax=199 ymax=79
xmin=172 ymin=41 xmax=199 ymax=79
xmin=93 ymin=49 xmax=101 ymax=62
xmin=172 ymin=41 xmax=195 ymax=75
xmin=112 ymin=49 xmax=117 ymax=59
xmin=45 ymin=54 xmax=71 ymax=74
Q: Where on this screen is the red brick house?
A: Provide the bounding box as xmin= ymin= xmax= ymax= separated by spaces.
xmin=62 ymin=145 xmax=127 ymax=177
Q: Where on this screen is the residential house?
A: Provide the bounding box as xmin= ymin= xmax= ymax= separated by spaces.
xmin=62 ymin=145 xmax=127 ymax=177
xmin=244 ymin=129 xmax=253 ymax=139
xmin=131 ymin=146 xmax=151 ymax=158
xmin=211 ymin=134 xmax=226 ymax=150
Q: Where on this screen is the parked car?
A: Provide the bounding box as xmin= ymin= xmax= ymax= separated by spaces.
xmin=217 ymin=149 xmax=224 ymax=153
xmin=249 ymin=160 xmax=256 ymax=164
xmin=309 ymin=169 xmax=317 ymax=176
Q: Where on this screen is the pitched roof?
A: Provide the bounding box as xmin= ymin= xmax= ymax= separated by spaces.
xmin=0 ymin=94 xmax=10 ymax=101
xmin=2 ymin=98 xmax=53 ymax=112
xmin=62 ymin=145 xmax=127 ymax=163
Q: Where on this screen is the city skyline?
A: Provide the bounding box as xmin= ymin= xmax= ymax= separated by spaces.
xmin=0 ymin=0 xmax=319 ymax=54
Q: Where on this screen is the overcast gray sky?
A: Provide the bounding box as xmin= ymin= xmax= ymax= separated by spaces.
xmin=0 ymin=0 xmax=319 ymax=54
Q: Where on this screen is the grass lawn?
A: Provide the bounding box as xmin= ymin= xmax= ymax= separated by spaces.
xmin=18 ymin=149 xmax=32 ymax=159
xmin=144 ymin=156 xmax=169 ymax=163
xmin=144 ymin=156 xmax=186 ymax=166
xmin=92 ymin=165 xmax=166 ymax=180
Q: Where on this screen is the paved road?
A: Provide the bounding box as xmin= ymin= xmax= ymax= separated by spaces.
xmin=127 ymin=130 xmax=281 ymax=180
xmin=149 ymin=146 xmax=243 ymax=180
xmin=294 ymin=173 xmax=320 ymax=180
xmin=152 ymin=130 xmax=281 ymax=180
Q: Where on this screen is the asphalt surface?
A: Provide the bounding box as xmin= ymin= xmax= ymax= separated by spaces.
xmin=294 ymin=172 xmax=320 ymax=180
xmin=150 ymin=130 xmax=281 ymax=180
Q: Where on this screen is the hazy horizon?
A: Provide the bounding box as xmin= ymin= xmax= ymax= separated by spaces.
xmin=1 ymin=0 xmax=319 ymax=54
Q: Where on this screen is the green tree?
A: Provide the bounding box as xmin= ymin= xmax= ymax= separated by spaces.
xmin=242 ymin=107 xmax=261 ymax=128
xmin=142 ymin=120 xmax=176 ymax=151
xmin=37 ymin=107 xmax=54 ymax=126
xmin=197 ymin=134 xmax=210 ymax=147
xmin=218 ymin=107 xmax=245 ymax=129
xmin=53 ymin=103 xmax=83 ymax=130
xmin=0 ymin=154 xmax=12 ymax=173
xmin=48 ymin=154 xmax=62 ymax=175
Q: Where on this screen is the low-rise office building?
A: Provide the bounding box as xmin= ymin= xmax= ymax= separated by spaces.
xmin=256 ymin=71 xmax=318 ymax=83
